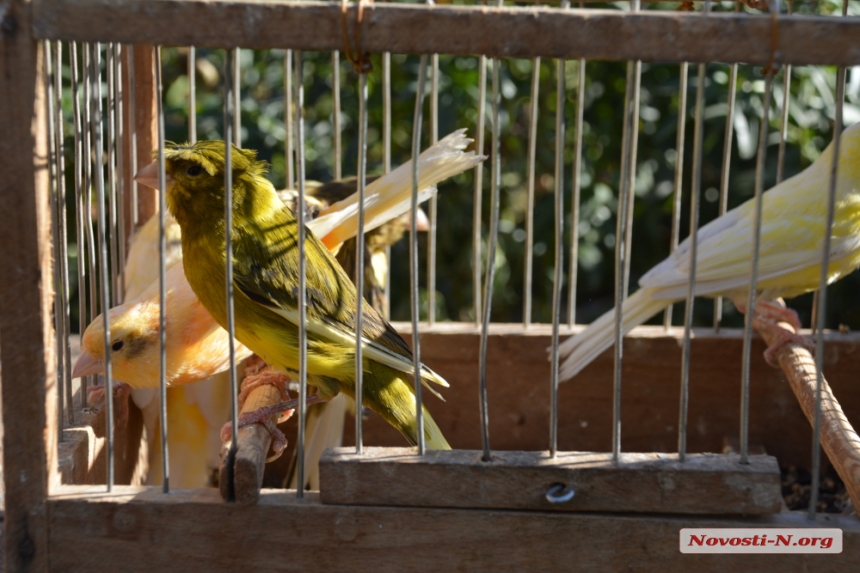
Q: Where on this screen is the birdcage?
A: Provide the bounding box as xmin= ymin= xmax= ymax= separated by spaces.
xmin=2 ymin=0 xmax=860 ymax=570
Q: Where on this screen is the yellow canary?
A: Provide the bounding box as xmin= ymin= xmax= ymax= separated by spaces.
xmin=146 ymin=133 xmax=480 ymax=450
xmin=558 ymin=121 xmax=860 ymax=381
xmin=76 ymin=130 xmax=482 ymax=459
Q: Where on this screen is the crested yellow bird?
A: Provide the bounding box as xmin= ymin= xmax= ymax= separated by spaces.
xmin=558 ymin=121 xmax=860 ymax=381
xmin=76 ymin=130 xmax=482 ymax=474
xmin=142 ymin=135 xmax=474 ymax=449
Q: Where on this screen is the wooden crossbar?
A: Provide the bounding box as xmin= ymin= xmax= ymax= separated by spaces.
xmin=319 ymin=448 xmax=783 ymax=514
xmin=47 ymin=485 xmax=860 ymax=572
xmin=31 ymin=0 xmax=860 ymax=65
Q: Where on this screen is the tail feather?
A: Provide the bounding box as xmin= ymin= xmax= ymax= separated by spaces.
xmin=557 ymin=289 xmax=669 ymax=381
xmin=411 ymin=405 xmax=451 ymax=450
xmin=289 ymin=394 xmax=349 ymax=490
xmin=314 ymin=129 xmax=485 ymax=250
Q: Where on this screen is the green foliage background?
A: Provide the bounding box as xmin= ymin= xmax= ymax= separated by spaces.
xmin=64 ymin=0 xmax=860 ymax=333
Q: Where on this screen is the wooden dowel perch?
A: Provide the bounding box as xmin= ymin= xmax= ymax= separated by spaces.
xmin=754 ymin=302 xmax=860 ymax=513
xmin=219 ymin=360 xmax=290 ymax=505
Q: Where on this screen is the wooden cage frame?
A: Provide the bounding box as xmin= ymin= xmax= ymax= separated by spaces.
xmin=2 ymin=1 xmax=860 ymax=571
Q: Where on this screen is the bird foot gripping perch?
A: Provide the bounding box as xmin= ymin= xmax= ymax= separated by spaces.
xmin=751 ymin=299 xmax=815 ymax=368
xmin=86 ymin=381 xmax=132 ymax=430
xmin=220 ymin=356 xmax=294 ymax=462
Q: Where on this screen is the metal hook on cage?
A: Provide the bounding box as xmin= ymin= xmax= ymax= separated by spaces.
xmin=340 ymin=0 xmax=374 ymax=74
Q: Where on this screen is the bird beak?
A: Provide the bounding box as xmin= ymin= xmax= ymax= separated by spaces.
xmin=134 ymin=161 xmax=175 ymax=190
xmin=72 ymin=349 xmax=104 ymax=379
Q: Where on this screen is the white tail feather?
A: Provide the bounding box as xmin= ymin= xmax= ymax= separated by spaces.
xmin=557 ymin=289 xmax=669 ymax=381
xmin=311 ymin=129 xmax=485 ymax=246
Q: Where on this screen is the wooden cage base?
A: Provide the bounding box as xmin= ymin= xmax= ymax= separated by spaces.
xmin=319 ymin=448 xmax=783 ymax=515
xmin=48 ymin=485 xmax=858 ymax=572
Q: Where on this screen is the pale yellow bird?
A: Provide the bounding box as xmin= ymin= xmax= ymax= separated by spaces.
xmin=558 ymin=121 xmax=860 ymax=381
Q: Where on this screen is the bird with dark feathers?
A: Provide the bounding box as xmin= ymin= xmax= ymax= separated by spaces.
xmin=159 ymin=140 xmax=451 ymax=449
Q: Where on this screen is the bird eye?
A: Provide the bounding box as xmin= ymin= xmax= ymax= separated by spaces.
xmin=111 ymin=340 xmax=124 ymax=352
xmin=186 ymin=165 xmax=204 ymax=177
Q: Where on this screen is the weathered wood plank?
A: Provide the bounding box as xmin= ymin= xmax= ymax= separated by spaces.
xmin=58 ymin=395 xmax=147 ymax=487
xmin=31 ymin=1 xmax=860 ymax=66
xmin=319 ymin=448 xmax=782 ymax=514
xmin=0 ymin=2 xmax=54 ymax=571
xmin=47 ymin=485 xmax=860 ymax=573
xmin=342 ymin=324 xmax=860 ymax=472
xmin=121 ymin=44 xmax=158 ymax=232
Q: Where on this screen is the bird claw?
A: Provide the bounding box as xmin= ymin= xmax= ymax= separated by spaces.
xmin=219 ymin=410 xmax=292 ymax=462
xmin=237 ymin=370 xmax=292 ymax=423
xmin=753 ymin=300 xmax=803 ymax=332
xmin=753 ymin=317 xmax=815 ymax=367
xmin=220 ymin=394 xmax=328 ymax=461
xmin=86 ymin=382 xmax=132 ymax=430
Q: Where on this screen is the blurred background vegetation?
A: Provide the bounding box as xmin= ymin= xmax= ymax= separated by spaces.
xmin=63 ymin=0 xmax=860 ymax=333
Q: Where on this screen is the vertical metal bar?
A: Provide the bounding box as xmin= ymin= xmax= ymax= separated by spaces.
xmin=155 ymin=46 xmax=170 ymax=493
xmin=107 ymin=44 xmax=119 ymax=302
xmin=740 ymin=71 xmax=774 ymax=465
xmin=621 ymin=0 xmax=641 ymax=300
xmin=776 ymin=69 xmax=792 ymax=185
xmin=71 ymin=41 xmax=88 ymax=409
xmin=222 ymin=48 xmax=238 ymax=498
xmin=610 ymin=0 xmax=643 ymax=460
xmin=382 ymin=51 xmax=392 ymax=319
xmin=284 ymin=50 xmax=295 ymax=189
xmin=473 ymin=55 xmax=487 ymax=325
xmin=411 ymin=55 xmax=429 ymax=455
xmin=383 ymin=53 xmax=392 ymax=175
xmin=54 ymin=40 xmax=74 ymax=425
xmin=809 ymin=0 xmax=847 ymax=516
xmin=567 ymin=54 xmax=585 ymax=327
xmin=427 ymin=52 xmax=439 ymax=325
xmin=233 ymin=47 xmax=241 ymax=147
xmin=622 ymin=58 xmax=641 ymax=299
xmin=679 ymin=59 xmax=708 ymax=461
xmin=811 ymin=290 xmax=820 ymax=335
xmin=479 ymin=51 xmax=502 ymax=463
xmin=776 ymin=1 xmax=793 ymax=186
xmin=93 ymin=42 xmax=116 ymax=490
xmin=128 ymin=45 xmax=139 ymax=227
xmin=524 ymin=56 xmax=540 ymax=328
xmin=46 ymin=40 xmax=65 ymax=439
xmin=713 ymin=61 xmax=739 ymax=332
xmin=85 ymin=44 xmax=99 ymax=398
xmin=809 ymin=64 xmax=845 ymax=520
xmin=189 ymin=46 xmax=197 ymax=144
xmin=115 ymin=43 xmax=126 ymax=303
xmin=294 ymin=50 xmax=309 ymax=495
xmin=332 ymin=50 xmax=342 ymax=180
xmin=550 ymin=16 xmax=568 ymax=455
xmin=355 ymin=72 xmax=369 ymax=454
xmin=665 ymin=62 xmax=689 ymax=330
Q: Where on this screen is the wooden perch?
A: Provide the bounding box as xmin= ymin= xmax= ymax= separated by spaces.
xmin=753 ymin=303 xmax=860 ymax=513
xmin=219 ymin=363 xmax=290 ymax=505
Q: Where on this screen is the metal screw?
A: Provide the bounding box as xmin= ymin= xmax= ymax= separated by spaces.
xmin=546 ymin=483 xmax=575 ymax=504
